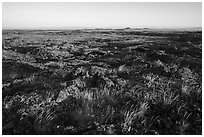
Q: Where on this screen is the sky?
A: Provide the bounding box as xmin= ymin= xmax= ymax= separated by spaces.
xmin=2 ymin=2 xmax=202 ymax=29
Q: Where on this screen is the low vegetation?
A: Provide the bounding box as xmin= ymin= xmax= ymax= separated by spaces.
xmin=2 ymin=29 xmax=202 ymax=134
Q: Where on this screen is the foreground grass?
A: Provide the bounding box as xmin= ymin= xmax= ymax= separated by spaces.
xmin=2 ymin=65 xmax=202 ymax=135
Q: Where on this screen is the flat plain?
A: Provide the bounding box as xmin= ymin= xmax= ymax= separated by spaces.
xmin=2 ymin=28 xmax=202 ymax=135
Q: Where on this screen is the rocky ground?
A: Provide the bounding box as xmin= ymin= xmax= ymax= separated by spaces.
xmin=2 ymin=28 xmax=202 ymax=134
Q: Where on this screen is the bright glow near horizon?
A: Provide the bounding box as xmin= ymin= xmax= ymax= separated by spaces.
xmin=2 ymin=2 xmax=202 ymax=29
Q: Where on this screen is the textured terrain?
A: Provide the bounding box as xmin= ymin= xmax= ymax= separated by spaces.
xmin=2 ymin=28 xmax=202 ymax=134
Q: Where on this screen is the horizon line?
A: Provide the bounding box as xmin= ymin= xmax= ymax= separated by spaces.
xmin=2 ymin=26 xmax=202 ymax=30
